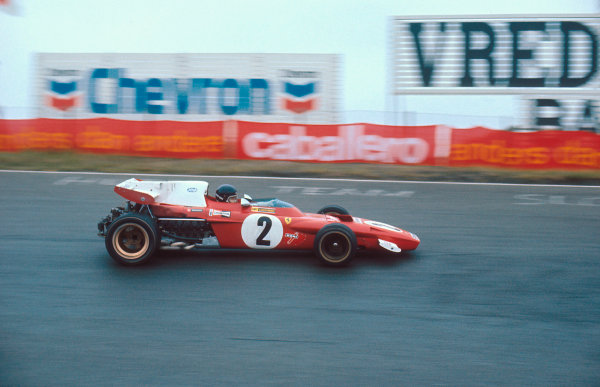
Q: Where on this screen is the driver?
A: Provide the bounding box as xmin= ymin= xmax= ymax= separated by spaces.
xmin=215 ymin=184 xmax=238 ymax=203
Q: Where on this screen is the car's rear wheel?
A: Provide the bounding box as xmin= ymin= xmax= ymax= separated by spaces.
xmin=314 ymin=224 xmax=357 ymax=266
xmin=105 ymin=213 xmax=159 ymax=266
xmin=317 ymin=205 xmax=350 ymax=216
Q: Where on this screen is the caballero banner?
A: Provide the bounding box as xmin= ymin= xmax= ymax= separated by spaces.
xmin=1 ymin=118 xmax=599 ymax=169
xmin=235 ymin=121 xmax=448 ymax=165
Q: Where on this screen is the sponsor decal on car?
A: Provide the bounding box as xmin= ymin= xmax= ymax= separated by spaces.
xmin=284 ymin=232 xmax=306 ymax=246
xmin=251 ymin=207 xmax=276 ymax=214
xmin=285 ymin=217 xmax=292 ymax=224
xmin=209 ymin=209 xmax=231 ymax=218
xmin=378 ymin=239 xmax=402 ymax=253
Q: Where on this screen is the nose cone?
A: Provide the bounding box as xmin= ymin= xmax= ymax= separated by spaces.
xmin=405 ymin=232 xmax=420 ymax=250
xmin=363 ymin=218 xmax=420 ymax=251
xmin=378 ymin=231 xmax=419 ymax=253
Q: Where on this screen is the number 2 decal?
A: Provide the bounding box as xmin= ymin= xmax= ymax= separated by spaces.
xmin=241 ymin=214 xmax=283 ymax=249
xmin=256 ymin=216 xmax=272 ymax=246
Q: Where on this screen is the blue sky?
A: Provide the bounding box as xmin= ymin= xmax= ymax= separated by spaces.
xmin=1 ymin=0 xmax=598 ymax=125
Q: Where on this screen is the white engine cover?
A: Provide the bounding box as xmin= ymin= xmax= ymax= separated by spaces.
xmin=116 ymin=178 xmax=209 ymax=207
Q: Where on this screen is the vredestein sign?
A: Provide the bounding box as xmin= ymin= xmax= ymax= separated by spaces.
xmin=390 ymin=15 xmax=599 ymax=94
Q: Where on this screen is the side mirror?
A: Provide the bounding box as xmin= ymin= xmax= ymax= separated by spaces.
xmin=241 ymin=198 xmax=251 ymax=207
xmin=243 ymin=194 xmax=252 ymax=201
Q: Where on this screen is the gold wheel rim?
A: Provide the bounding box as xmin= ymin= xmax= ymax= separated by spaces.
xmin=319 ymin=231 xmax=351 ymax=263
xmin=112 ymin=223 xmax=150 ymax=260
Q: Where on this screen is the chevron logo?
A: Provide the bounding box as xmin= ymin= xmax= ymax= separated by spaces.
xmin=46 ymin=80 xmax=79 ymax=111
xmin=281 ymin=81 xmax=318 ymax=114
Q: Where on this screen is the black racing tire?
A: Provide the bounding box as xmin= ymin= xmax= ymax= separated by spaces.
xmin=314 ymin=223 xmax=357 ymax=266
xmin=105 ymin=213 xmax=159 ymax=266
xmin=317 ymin=205 xmax=350 ymax=216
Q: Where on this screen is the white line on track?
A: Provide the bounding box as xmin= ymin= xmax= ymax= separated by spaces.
xmin=1 ymin=169 xmax=599 ymax=188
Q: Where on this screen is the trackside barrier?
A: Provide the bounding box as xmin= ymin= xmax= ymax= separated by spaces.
xmin=1 ymin=119 xmax=599 ymax=169
xmin=0 ymin=118 xmax=224 ymax=158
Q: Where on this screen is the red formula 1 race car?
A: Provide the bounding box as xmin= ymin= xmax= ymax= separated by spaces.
xmin=98 ymin=179 xmax=420 ymax=266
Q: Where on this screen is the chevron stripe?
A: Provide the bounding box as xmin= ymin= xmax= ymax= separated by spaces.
xmin=49 ymin=95 xmax=78 ymax=111
xmin=284 ymin=82 xmax=315 ymax=98
xmin=50 ymin=81 xmax=77 ymax=95
xmin=283 ymin=98 xmax=316 ymax=114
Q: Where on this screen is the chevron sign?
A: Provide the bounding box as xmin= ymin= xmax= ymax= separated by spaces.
xmin=280 ymin=70 xmax=319 ymax=114
xmin=46 ymin=79 xmax=80 ymax=111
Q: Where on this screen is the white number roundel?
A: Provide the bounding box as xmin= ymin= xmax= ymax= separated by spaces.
xmin=241 ymin=214 xmax=283 ymax=249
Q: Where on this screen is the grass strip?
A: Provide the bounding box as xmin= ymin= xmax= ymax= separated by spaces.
xmin=1 ymin=150 xmax=599 ymax=185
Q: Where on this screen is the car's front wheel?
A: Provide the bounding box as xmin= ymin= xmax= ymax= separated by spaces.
xmin=314 ymin=223 xmax=357 ymax=266
xmin=105 ymin=213 xmax=159 ymax=266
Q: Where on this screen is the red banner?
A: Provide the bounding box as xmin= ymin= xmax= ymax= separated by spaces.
xmin=1 ymin=118 xmax=599 ymax=169
xmin=0 ymin=118 xmax=224 ymax=158
xmin=235 ymin=121 xmax=444 ymax=165
xmin=449 ymin=127 xmax=600 ymax=169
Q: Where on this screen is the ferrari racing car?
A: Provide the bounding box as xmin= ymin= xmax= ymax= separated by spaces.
xmin=98 ymin=179 xmax=420 ymax=266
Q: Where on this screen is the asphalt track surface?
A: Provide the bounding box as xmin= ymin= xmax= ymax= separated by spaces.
xmin=1 ymin=171 xmax=599 ymax=386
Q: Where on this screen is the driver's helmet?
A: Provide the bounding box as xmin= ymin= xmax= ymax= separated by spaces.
xmin=215 ymin=184 xmax=238 ymax=203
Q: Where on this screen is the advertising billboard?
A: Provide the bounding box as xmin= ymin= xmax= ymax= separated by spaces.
xmin=36 ymin=53 xmax=341 ymax=123
xmin=519 ymin=96 xmax=599 ymax=132
xmin=390 ymin=14 xmax=599 ymax=95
